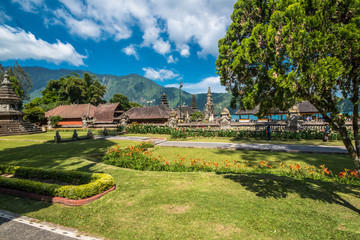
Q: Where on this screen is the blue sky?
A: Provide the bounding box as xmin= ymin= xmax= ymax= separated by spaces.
xmin=0 ymin=0 xmax=237 ymax=94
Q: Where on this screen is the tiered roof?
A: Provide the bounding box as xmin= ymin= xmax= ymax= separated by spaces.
xmin=0 ymin=74 xmax=21 ymax=103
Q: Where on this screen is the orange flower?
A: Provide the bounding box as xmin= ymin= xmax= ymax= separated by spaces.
xmin=295 ymin=164 xmax=300 ymax=170
xmin=165 ymin=161 xmax=169 ymax=165
xmin=339 ymin=171 xmax=346 ymax=178
xmin=214 ymin=163 xmax=219 ymax=167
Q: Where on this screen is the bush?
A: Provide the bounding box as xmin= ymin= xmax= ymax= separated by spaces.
xmin=49 ymin=115 xmax=62 ymax=127
xmin=0 ymin=165 xmax=114 ymax=199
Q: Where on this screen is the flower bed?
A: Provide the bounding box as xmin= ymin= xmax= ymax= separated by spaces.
xmin=103 ymin=143 xmax=360 ymax=186
xmin=0 ymin=165 xmax=114 ymax=200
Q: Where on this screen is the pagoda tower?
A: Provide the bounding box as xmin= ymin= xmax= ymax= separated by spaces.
xmin=0 ymin=73 xmax=23 ymax=120
xmin=161 ymin=93 xmax=169 ymax=107
xmin=204 ymin=87 xmax=214 ymax=121
xmin=191 ymin=94 xmax=197 ymax=110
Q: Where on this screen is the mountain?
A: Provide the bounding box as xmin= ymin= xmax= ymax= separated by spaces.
xmin=22 ymin=66 xmax=234 ymax=114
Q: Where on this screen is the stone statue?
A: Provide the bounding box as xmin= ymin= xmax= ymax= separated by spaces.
xmin=168 ymin=110 xmax=178 ymax=128
xmin=72 ymin=129 xmax=78 ymax=139
xmin=103 ymin=127 xmax=109 ymax=136
xmin=219 ymin=108 xmax=231 ymax=130
xmin=54 ymin=131 xmax=61 ymax=143
xmin=185 ymin=111 xmax=190 ymax=123
xmin=87 ymin=129 xmax=94 ymax=139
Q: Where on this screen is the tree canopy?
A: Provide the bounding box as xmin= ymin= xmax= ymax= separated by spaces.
xmin=23 ymin=72 xmax=106 ymax=123
xmin=40 ymin=72 xmax=106 ymax=106
xmin=216 ymin=0 xmax=360 ymax=169
xmin=110 ymin=93 xmax=142 ymax=111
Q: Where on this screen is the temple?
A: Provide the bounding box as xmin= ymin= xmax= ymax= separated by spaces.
xmin=0 ymin=73 xmax=41 ymax=136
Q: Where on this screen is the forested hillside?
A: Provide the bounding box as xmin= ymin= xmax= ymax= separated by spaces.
xmin=23 ymin=67 xmax=234 ymax=114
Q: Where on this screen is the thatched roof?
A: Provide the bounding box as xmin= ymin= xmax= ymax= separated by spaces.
xmin=45 ymin=104 xmax=96 ymax=119
xmin=125 ymin=106 xmax=170 ymax=120
xmin=293 ymin=101 xmax=319 ymax=114
xmin=175 ymin=106 xmax=197 ymax=117
xmin=235 ymin=101 xmax=319 ymax=116
xmin=94 ymin=102 xmax=124 ymax=123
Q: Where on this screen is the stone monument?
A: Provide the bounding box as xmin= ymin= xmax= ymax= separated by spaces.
xmin=219 ymin=108 xmax=231 ymax=130
xmin=168 ymin=110 xmax=178 ymax=128
xmin=204 ymin=87 xmax=214 ymax=122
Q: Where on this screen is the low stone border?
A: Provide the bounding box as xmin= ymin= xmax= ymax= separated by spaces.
xmin=0 ymin=185 xmax=116 ymax=206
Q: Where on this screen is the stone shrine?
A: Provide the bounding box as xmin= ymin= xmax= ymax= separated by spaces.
xmin=204 ymin=87 xmax=214 ymax=121
xmin=0 ymin=73 xmax=42 ymax=136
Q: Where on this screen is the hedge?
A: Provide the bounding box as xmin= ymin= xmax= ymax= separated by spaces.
xmin=0 ymin=165 xmax=114 ymax=200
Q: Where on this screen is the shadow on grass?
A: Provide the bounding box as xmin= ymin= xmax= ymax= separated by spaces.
xmin=0 ymin=139 xmax=121 ymax=172
xmin=220 ymin=172 xmax=360 ymax=215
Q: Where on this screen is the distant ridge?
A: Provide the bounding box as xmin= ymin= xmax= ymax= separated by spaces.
xmin=21 ymin=66 xmax=234 ymax=114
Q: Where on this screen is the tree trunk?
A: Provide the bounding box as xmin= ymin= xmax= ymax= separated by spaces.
xmin=338 ymin=124 xmax=360 ymax=171
xmin=352 ymin=88 xmax=360 ymax=157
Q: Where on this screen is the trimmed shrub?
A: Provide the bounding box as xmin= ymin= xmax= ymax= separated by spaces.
xmin=0 ymin=165 xmax=114 ymax=199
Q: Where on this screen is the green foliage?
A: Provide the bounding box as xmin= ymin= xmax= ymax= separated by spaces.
xmin=41 ymin=72 xmax=106 ymax=106
xmin=22 ymin=106 xmax=45 ymax=123
xmin=0 ymin=165 xmax=114 ymax=199
xmin=110 ymin=93 xmax=132 ymax=110
xmin=217 ymin=0 xmax=360 ymax=166
xmin=190 ymin=111 xmax=204 ymax=122
xmin=126 ymin=124 xmax=352 ymax=140
xmin=49 ymin=115 xmax=62 ymax=127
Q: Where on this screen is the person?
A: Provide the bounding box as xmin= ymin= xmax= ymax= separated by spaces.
xmin=266 ymin=125 xmax=271 ymax=141
xmin=324 ymin=123 xmax=330 ymax=142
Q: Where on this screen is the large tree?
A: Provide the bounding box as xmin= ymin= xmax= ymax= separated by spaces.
xmin=216 ymin=0 xmax=360 ymax=170
xmin=40 ymin=72 xmax=106 ymax=106
xmin=110 ymin=93 xmax=142 ymax=111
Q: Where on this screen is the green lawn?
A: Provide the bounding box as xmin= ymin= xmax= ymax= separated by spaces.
xmin=0 ymin=136 xmax=359 ymax=240
xmin=125 ymin=133 xmax=345 ymax=146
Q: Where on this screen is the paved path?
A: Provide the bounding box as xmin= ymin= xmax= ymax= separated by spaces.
xmin=0 ymin=210 xmax=101 ymax=240
xmin=100 ymin=136 xmax=347 ymax=154
xmin=157 ymin=141 xmax=348 ymax=154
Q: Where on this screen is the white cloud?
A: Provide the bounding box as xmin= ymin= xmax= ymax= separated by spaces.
xmin=0 ymin=25 xmax=86 ymax=66
xmin=59 ymin=0 xmax=86 ymax=17
xmin=167 ymin=55 xmax=178 ymax=64
xmin=152 ymin=38 xmax=171 ymax=55
xmin=122 ymin=44 xmax=139 ymax=60
xmin=54 ymin=9 xmax=101 ymax=40
xmin=165 ymin=76 xmax=226 ymax=94
xmin=12 ymin=0 xmax=236 ymax=58
xmin=143 ymin=67 xmax=179 ymax=81
xmin=11 ymin=0 xmax=44 ymax=13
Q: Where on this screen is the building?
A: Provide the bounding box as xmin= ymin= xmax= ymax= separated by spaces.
xmin=45 ymin=102 xmax=124 ymax=127
xmin=125 ymin=105 xmax=171 ymax=124
xmin=0 ymin=74 xmax=42 ymax=136
xmin=93 ymin=102 xmax=124 ymax=125
xmin=45 ymin=103 xmax=96 ymax=127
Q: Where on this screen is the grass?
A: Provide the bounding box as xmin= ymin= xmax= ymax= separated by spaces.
xmin=0 ymin=131 xmax=89 ymax=141
xmin=124 ymin=133 xmax=345 ymax=146
xmin=0 ymin=135 xmax=359 ymax=239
